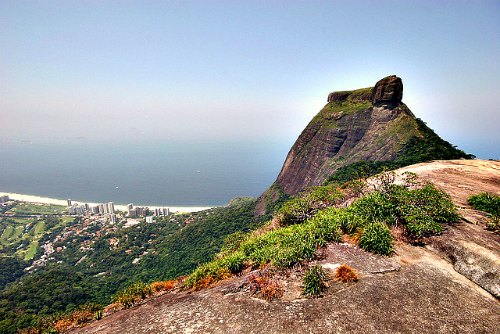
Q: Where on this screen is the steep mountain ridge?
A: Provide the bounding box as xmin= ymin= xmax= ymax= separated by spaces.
xmin=256 ymin=75 xmax=470 ymax=214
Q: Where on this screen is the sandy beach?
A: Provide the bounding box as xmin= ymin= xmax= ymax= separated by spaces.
xmin=0 ymin=192 xmax=214 ymax=213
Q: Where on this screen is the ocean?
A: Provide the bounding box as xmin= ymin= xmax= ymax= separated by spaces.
xmin=0 ymin=141 xmax=290 ymax=206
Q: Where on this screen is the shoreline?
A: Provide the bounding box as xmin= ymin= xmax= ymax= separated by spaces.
xmin=0 ymin=192 xmax=215 ymax=213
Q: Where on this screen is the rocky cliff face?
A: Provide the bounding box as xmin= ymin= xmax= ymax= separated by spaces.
xmin=256 ymin=75 xmax=470 ymax=214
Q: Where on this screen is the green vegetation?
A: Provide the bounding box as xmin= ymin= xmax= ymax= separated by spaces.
xmin=0 ymin=257 xmax=27 ymax=290
xmin=358 ymin=222 xmax=393 ymax=255
xmin=258 ymin=182 xmax=291 ymax=216
xmin=0 ymin=175 xmax=462 ymax=333
xmin=468 ymin=192 xmax=500 ymax=234
xmin=342 ymin=177 xmax=460 ymax=242
xmin=0 ymin=198 xmax=266 ymax=334
xmin=0 ymin=215 xmax=72 ymax=260
xmin=134 ymin=198 xmax=266 ymax=282
xmin=326 ymin=118 xmax=474 ymax=185
xmin=312 ymin=100 xmax=371 ymax=126
xmin=0 ymin=225 xmax=14 ymax=242
xmin=24 ymin=240 xmax=39 ymax=260
xmin=275 ymin=185 xmax=344 ymax=226
xmin=468 ymin=192 xmax=500 ymax=216
xmin=184 ymin=174 xmax=460 ymax=289
xmin=303 ymin=265 xmax=328 ymax=297
xmin=6 ymin=202 xmax=67 ymax=215
xmin=185 ymin=207 xmax=343 ymax=289
xmin=113 ymin=282 xmax=153 ymax=308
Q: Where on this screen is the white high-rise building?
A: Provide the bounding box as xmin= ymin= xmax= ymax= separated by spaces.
xmin=145 ymin=216 xmax=153 ymax=224
xmin=110 ymin=213 xmax=117 ymax=224
xmin=107 ymin=202 xmax=115 ymax=214
xmin=67 ymin=199 xmax=72 ymax=207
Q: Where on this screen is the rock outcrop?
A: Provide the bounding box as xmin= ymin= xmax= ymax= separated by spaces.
xmin=73 ymin=160 xmax=500 ymax=334
xmin=256 ymin=75 xmax=469 ymax=214
xmin=372 ymin=75 xmax=403 ymax=106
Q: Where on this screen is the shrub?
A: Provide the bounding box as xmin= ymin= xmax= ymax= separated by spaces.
xmin=401 ymin=171 xmax=420 ymax=188
xmin=303 ymin=265 xmax=328 ymax=297
xmin=405 ymin=184 xmax=460 ymax=223
xmin=403 ymin=208 xmax=444 ymax=238
xmin=306 ymin=207 xmax=344 ymax=242
xmin=113 ymin=282 xmax=153 ymax=308
xmin=347 ymin=192 xmax=395 ymax=224
xmin=372 ymin=170 xmax=397 ymax=194
xmin=275 ymin=185 xmax=344 ymax=226
xmin=218 ymin=231 xmax=249 ymax=257
xmin=338 ymin=210 xmax=369 ymax=235
xmin=275 ymin=197 xmax=311 ymax=225
xmin=184 ymin=259 xmax=232 ymax=290
xmin=184 ymin=177 xmax=460 ymax=293
xmin=358 ymin=222 xmax=393 ymax=255
xmin=392 ymin=184 xmax=459 ymax=239
xmin=340 ymin=179 xmax=367 ymax=197
xmin=222 ymin=251 xmax=245 ymax=273
xmin=469 ymin=192 xmax=500 ymax=235
xmin=241 ymin=208 xmax=343 ymax=268
xmin=260 ymin=280 xmax=284 ymax=301
xmin=303 ymin=185 xmax=344 ymax=208
xmin=184 ymin=208 xmax=344 ymax=289
xmin=468 ymin=192 xmax=500 ymax=217
xmin=334 ymin=264 xmax=358 ymax=283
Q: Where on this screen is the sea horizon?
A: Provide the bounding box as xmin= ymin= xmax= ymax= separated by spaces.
xmin=0 ymin=140 xmax=290 ymax=207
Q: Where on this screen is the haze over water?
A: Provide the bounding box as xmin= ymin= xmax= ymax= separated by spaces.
xmin=1 ymin=2 xmax=498 ymax=206
xmin=0 ymin=141 xmax=289 ymax=206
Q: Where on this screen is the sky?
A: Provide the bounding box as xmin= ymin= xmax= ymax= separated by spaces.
xmin=1 ymin=0 xmax=499 ymax=158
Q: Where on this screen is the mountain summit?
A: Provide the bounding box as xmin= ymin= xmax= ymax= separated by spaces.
xmin=257 ymin=75 xmax=471 ymax=214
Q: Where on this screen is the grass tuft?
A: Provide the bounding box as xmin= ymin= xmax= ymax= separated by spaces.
xmin=248 ymin=273 xmax=284 ymax=301
xmin=334 ymin=264 xmax=358 ymax=283
xmin=303 ymin=265 xmax=328 ymax=297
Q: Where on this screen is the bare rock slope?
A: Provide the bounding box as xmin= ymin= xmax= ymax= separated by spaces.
xmin=74 ymin=160 xmax=500 ymax=334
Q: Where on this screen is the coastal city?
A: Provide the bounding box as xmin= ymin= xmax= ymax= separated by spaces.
xmin=66 ymin=199 xmax=170 ymax=225
xmin=0 ymin=193 xmax=203 ymax=274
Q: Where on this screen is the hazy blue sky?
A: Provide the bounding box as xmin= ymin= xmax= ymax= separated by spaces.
xmin=1 ymin=1 xmax=499 ymax=158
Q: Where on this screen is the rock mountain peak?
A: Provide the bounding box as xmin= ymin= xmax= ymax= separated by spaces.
xmin=256 ymin=75 xmax=470 ymax=214
xmin=372 ymin=75 xmax=403 ymax=106
xmin=327 ymin=75 xmax=403 ymax=106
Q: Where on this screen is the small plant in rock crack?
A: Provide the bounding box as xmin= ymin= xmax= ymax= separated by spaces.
xmin=302 ymin=265 xmax=329 ymax=297
xmin=248 ymin=273 xmax=284 ymax=301
xmin=334 ymin=264 xmax=358 ymax=283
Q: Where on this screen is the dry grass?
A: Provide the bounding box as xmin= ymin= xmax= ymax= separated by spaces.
xmin=248 ymin=273 xmax=284 ymax=301
xmin=334 ymin=264 xmax=359 ymax=283
xmin=194 ymin=276 xmax=216 ymax=290
xmin=150 ymin=280 xmax=176 ymax=292
xmin=52 ymin=308 xmax=97 ymax=333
